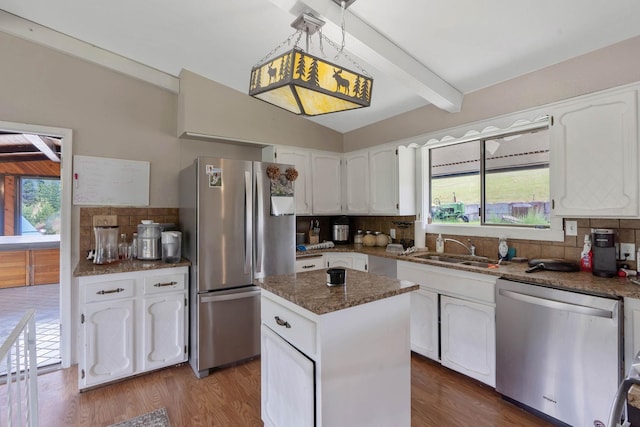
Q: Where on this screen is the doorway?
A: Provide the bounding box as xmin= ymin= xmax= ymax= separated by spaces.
xmin=0 ymin=121 xmax=72 ymax=371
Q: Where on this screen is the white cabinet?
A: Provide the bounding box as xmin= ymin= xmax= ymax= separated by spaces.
xmin=311 ymin=152 xmax=342 ymax=215
xmin=368 ymin=145 xmax=415 ymax=215
xmin=550 ymin=89 xmax=638 ymax=217
xmin=440 ymin=295 xmax=495 ymax=387
xmin=78 ymin=266 xmax=188 ymax=390
xmin=262 ymin=325 xmax=315 ymax=427
xmin=410 ymin=288 xmax=438 ymax=360
xmin=295 ymin=255 xmax=324 ymax=273
xmin=624 ymin=297 xmax=640 ymax=374
xmin=343 ymin=151 xmax=369 ymax=214
xmin=261 ymin=289 xmax=411 ymax=427
xmin=397 ymin=260 xmax=496 ymax=387
xmin=324 ymin=252 xmax=368 ymax=272
xmin=264 ymin=146 xmax=313 ymax=215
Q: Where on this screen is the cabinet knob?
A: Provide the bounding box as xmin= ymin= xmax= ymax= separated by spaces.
xmin=274 ymin=316 xmax=291 ymax=328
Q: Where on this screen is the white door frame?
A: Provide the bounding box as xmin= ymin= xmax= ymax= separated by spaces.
xmin=0 ymin=120 xmax=72 ymax=368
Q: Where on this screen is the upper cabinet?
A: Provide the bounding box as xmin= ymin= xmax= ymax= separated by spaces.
xmin=344 ymin=145 xmax=416 ymax=215
xmin=311 ymin=152 xmax=342 ymax=215
xmin=550 ymin=89 xmax=639 ymax=217
xmin=264 ymin=146 xmax=313 ymax=215
xmin=343 ymin=151 xmax=370 ymax=214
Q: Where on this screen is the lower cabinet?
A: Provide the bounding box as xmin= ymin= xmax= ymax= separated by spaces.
xmin=398 ymin=260 xmax=496 ymax=387
xmin=324 ymin=252 xmax=368 ymax=271
xmin=440 ymin=295 xmax=496 ymax=387
xmin=78 ymin=266 xmax=188 ymax=390
xmin=295 ymin=255 xmax=324 ymax=272
xmin=410 ymin=288 xmax=438 ymax=360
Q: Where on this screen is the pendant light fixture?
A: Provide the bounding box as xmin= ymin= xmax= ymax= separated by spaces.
xmin=249 ymin=1 xmax=373 ymax=116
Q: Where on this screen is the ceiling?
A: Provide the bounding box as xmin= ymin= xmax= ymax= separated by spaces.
xmin=0 ymin=133 xmax=61 ymax=163
xmin=1 ymin=0 xmax=640 ymax=133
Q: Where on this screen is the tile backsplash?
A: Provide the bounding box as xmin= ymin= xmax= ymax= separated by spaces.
xmin=79 ymin=207 xmax=178 ymax=255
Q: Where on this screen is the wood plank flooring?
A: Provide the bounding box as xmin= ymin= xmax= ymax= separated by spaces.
xmin=2 ymin=354 xmax=553 ymax=427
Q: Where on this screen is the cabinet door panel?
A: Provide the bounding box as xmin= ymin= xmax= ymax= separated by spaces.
xmin=550 ymin=90 xmax=638 ymax=216
xmin=143 ymin=293 xmax=186 ymax=370
xmin=261 ymin=325 xmax=314 ymax=427
xmin=343 ymin=152 xmax=369 ymax=214
xmin=311 ymin=153 xmax=342 ymax=214
xmin=410 ymin=288 xmax=439 ymax=360
xmin=369 ymin=147 xmax=398 ymax=214
xmin=440 ymin=295 xmax=495 ymax=387
xmin=82 ymin=299 xmax=135 ymax=387
xmin=276 ymin=148 xmax=312 ymax=215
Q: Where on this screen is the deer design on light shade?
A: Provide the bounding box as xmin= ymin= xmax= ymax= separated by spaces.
xmin=333 ymin=68 xmax=350 ymax=94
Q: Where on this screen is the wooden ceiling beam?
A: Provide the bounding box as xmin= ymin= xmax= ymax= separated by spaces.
xmin=23 ymin=134 xmax=61 ymax=162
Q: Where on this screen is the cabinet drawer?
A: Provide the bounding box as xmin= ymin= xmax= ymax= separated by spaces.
xmin=295 ymin=256 xmax=324 ymax=273
xmin=143 ymin=271 xmax=186 ymax=294
xmin=261 ymin=296 xmax=316 ymax=357
xmin=82 ymin=278 xmax=135 ymax=303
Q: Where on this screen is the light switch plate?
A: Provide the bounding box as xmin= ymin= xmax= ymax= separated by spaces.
xmin=620 ymin=243 xmax=636 ymax=261
xmin=390 ymin=228 xmax=396 ymax=239
xmin=92 ymin=215 xmax=117 ymax=227
xmin=565 ymin=220 xmax=577 ymax=236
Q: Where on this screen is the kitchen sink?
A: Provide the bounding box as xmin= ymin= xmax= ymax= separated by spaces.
xmin=412 ymin=253 xmax=503 ymax=268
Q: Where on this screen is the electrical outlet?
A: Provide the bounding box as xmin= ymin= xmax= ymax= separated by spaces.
xmin=92 ymin=215 xmax=117 ymax=227
xmin=565 ymin=220 xmax=577 ymax=236
xmin=390 ymin=228 xmax=396 ymax=239
xmin=620 ymin=243 xmax=636 ymax=261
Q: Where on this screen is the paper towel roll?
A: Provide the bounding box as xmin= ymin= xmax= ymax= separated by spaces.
xmin=414 ymin=220 xmax=426 ymax=248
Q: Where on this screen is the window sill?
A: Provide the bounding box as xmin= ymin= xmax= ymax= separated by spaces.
xmin=424 ymin=219 xmax=564 ymax=242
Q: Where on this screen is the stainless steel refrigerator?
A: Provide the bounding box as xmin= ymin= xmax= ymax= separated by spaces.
xmin=179 ymin=157 xmax=295 ymax=378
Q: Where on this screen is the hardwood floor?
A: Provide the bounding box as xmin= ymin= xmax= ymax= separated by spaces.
xmin=2 ymin=354 xmax=553 ymax=426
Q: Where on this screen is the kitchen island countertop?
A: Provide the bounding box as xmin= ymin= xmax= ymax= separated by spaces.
xmin=254 ymin=268 xmax=418 ymax=315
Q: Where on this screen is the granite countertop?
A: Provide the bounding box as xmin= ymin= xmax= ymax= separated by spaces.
xmin=298 ymin=244 xmax=640 ymax=300
xmin=73 ymin=258 xmax=191 ymax=277
xmin=255 ymin=268 xmax=418 ymax=315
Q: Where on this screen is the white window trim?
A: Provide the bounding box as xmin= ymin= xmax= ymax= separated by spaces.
xmin=417 ymin=114 xmax=564 ymax=242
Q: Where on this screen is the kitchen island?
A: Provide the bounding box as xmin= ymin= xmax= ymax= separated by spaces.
xmin=255 ymin=268 xmax=418 ymax=427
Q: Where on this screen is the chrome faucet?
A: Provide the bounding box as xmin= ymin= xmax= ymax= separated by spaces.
xmin=444 ymin=238 xmax=476 ymax=256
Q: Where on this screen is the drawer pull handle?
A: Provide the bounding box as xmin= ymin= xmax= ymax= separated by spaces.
xmin=97 ymin=287 xmax=124 ymax=295
xmin=154 ymin=281 xmax=178 ymax=287
xmin=274 ymin=316 xmax=291 ymax=328
xmin=302 ymin=264 xmax=316 ymax=269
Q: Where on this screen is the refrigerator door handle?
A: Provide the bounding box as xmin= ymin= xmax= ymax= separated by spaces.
xmin=200 ymin=289 xmax=262 ymax=303
xmin=244 ymin=170 xmax=252 ymax=275
xmin=255 ymin=168 xmax=263 ymax=275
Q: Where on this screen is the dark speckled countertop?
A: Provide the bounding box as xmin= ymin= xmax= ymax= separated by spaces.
xmin=298 ymin=244 xmax=640 ymax=300
xmin=73 ymin=258 xmax=191 ymax=277
xmin=255 ymin=268 xmax=418 ymax=315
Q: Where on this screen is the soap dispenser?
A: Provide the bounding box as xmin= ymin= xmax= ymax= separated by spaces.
xmin=436 ymin=234 xmax=444 ymax=253
xmin=498 ymin=236 xmax=508 ymax=260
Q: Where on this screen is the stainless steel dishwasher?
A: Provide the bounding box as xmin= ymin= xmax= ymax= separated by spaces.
xmin=495 ymin=278 xmax=621 ymax=427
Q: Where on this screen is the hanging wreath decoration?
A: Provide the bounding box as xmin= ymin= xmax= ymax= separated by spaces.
xmin=266 ymin=165 xmax=298 ymax=182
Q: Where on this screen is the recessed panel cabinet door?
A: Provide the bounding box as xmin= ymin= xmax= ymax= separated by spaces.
xmin=142 ymin=293 xmax=186 ymax=371
xmin=261 ymin=325 xmax=314 ymax=427
xmin=440 ymin=295 xmax=495 ymax=387
xmin=410 ymin=288 xmax=439 ymax=361
xmin=275 ymin=147 xmax=312 ymax=215
xmin=81 ymin=299 xmax=135 ymax=388
xmin=311 ymin=152 xmax=342 ymax=214
xmin=550 ymin=90 xmax=638 ymax=216
xmin=343 ymin=151 xmax=369 ymax=214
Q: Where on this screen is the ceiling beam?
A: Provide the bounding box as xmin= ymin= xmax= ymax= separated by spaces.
xmin=23 ymin=134 xmax=61 ymax=162
xmin=269 ymin=0 xmax=463 ymax=112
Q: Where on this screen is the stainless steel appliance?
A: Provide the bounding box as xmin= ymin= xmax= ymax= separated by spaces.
xmin=332 ymin=215 xmax=350 ymax=244
xmin=179 ymin=157 xmax=295 ymax=378
xmin=496 ymin=278 xmax=621 ymax=427
xmin=592 ymin=228 xmax=617 ymax=277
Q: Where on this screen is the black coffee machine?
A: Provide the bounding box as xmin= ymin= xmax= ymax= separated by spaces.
xmin=592 ymin=228 xmax=617 ymax=277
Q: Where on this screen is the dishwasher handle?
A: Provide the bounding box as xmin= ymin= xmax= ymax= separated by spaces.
xmin=498 ymin=288 xmax=614 ymax=319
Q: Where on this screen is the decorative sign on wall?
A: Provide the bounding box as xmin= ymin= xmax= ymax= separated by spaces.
xmin=72 ymin=155 xmax=150 ymax=206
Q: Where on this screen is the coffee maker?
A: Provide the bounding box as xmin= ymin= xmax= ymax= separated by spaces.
xmin=591 ymin=228 xmax=617 ymax=277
